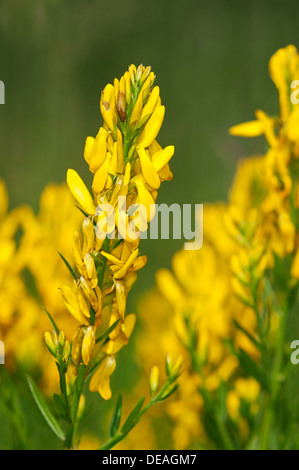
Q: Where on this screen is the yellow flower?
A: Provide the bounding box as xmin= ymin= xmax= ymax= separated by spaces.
xmin=89 ymin=356 xmax=116 ymax=400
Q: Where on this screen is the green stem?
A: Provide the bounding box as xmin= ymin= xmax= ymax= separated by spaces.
xmin=260 ymin=298 xmax=288 ymax=449
xmin=64 ymin=364 xmax=86 ymax=449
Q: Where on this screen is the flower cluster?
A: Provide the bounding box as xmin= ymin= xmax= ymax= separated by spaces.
xmin=55 ymin=64 xmax=175 ymax=400
xmin=133 ymin=46 xmax=299 ymax=450
xmin=0 ymin=182 xmax=80 ymax=391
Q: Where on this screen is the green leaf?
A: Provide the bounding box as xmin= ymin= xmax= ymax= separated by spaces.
xmin=41 ymin=306 xmax=59 ymax=335
xmin=160 ymin=384 xmax=178 ymax=401
xmin=53 ymin=394 xmax=71 ymax=423
xmin=26 ymin=375 xmax=65 ymax=441
xmin=238 ymin=348 xmax=270 ymax=392
xmin=96 ymin=319 xmax=120 ymax=344
xmin=70 ymin=364 xmax=86 ymax=421
xmin=233 ymin=319 xmax=261 ymax=350
xmin=75 ymin=205 xmax=89 ymax=218
xmin=109 ymin=395 xmax=122 ymax=438
xmin=58 ymin=252 xmax=79 ymax=280
xmin=121 ymin=397 xmax=145 ymax=435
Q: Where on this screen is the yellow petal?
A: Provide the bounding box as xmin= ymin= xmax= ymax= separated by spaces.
xmin=229 ymin=120 xmax=264 ymax=137
xmin=88 ymin=128 xmax=108 ymax=173
xmin=83 ymin=136 xmax=95 ymax=165
xmin=138 ymin=147 xmax=160 ymax=189
xmin=130 ymin=91 xmax=143 ymax=124
xmin=116 ymin=130 xmax=125 ymax=173
xmin=61 ymin=286 xmax=89 ymax=325
xmin=92 ymin=155 xmax=111 ymax=194
xmin=115 ymin=280 xmax=127 ymax=318
xmin=135 ymin=180 xmax=156 ymax=222
xmin=113 ymin=248 xmax=139 ymax=279
xmin=139 ymin=86 xmax=160 ymax=126
xmin=100 ymin=84 xmax=117 ymax=131
xmin=152 ymin=145 xmax=174 ymax=172
xmin=67 ymin=169 xmax=96 ymax=215
xmin=82 ymin=325 xmax=96 ymax=365
xmin=138 ymin=106 xmax=165 ymax=148
xmin=89 ymin=356 xmax=116 ymax=399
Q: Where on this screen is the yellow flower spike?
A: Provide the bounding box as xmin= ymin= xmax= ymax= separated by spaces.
xmin=100 ymin=84 xmax=117 ymax=132
xmin=88 ymin=128 xmax=108 ymax=174
xmin=61 ymin=286 xmax=90 ymax=325
xmin=139 ymin=86 xmax=160 ymax=127
xmin=229 ymin=120 xmax=265 ymax=137
xmin=92 ymin=154 xmax=111 ymax=194
xmin=135 ymin=180 xmax=156 ymax=222
xmin=67 ymin=169 xmax=96 ymax=215
xmin=149 ymin=366 xmax=159 ymax=395
xmin=82 ymin=325 xmax=96 ymax=365
xmin=138 ymin=105 xmax=165 ymax=149
xmin=130 ymin=91 xmax=143 ymax=124
xmin=89 ymin=355 xmax=116 ymax=400
xmin=116 ymin=130 xmax=125 ymax=173
xmin=138 ymin=147 xmax=161 ymax=189
xmin=115 ymin=280 xmax=127 ymax=318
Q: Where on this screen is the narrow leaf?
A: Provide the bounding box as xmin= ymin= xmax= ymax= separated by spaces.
xmin=109 ymin=395 xmax=122 ymax=438
xmin=26 ymin=375 xmax=65 ymax=441
xmin=53 ymin=394 xmax=71 ymax=423
xmin=41 ymin=306 xmax=59 ymax=335
xmin=96 ymin=319 xmax=120 ymax=344
xmin=58 ymin=252 xmax=79 ymax=280
xmin=121 ymin=397 xmax=145 ymax=435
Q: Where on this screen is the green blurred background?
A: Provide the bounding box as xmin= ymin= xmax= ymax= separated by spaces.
xmin=1 ymin=0 xmax=299 ymax=448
